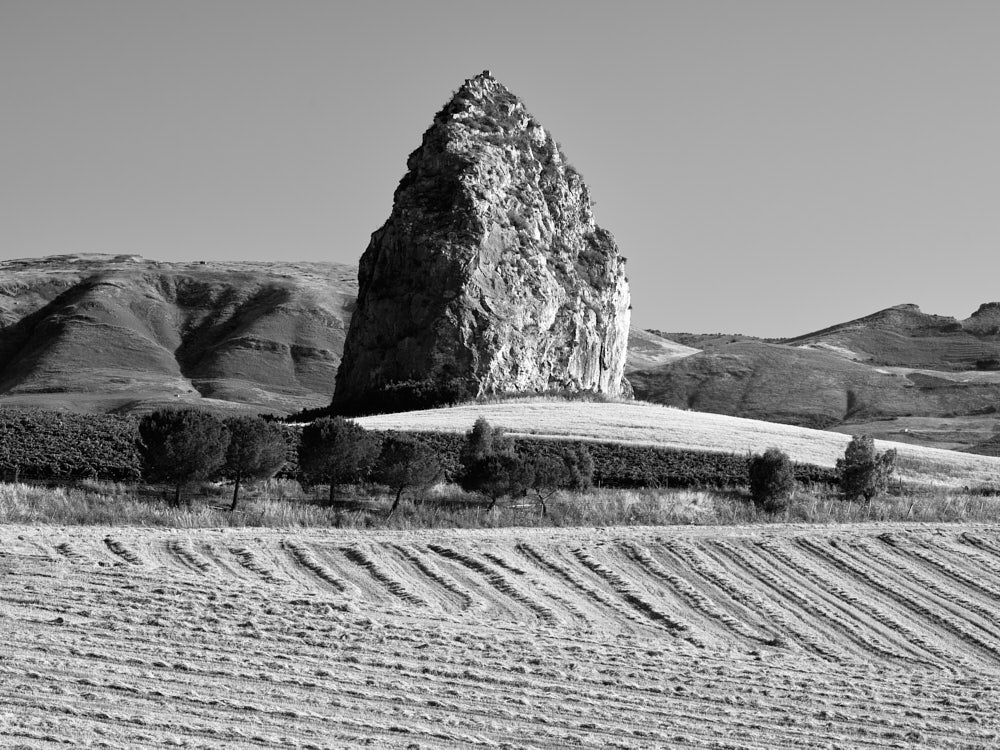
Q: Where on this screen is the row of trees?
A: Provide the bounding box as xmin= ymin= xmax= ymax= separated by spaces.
xmin=748 ymin=435 xmax=897 ymax=512
xmin=139 ymin=411 xmax=288 ymax=509
xmin=137 ymin=410 xmax=593 ymax=515
xmin=137 ymin=408 xmax=897 ymax=515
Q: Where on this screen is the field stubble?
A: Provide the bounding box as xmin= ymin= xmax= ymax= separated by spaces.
xmin=3 ymin=522 xmax=1000 ymax=748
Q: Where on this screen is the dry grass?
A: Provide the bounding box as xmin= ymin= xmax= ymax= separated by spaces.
xmin=4 ymin=478 xmax=1000 ymax=530
xmin=356 ymin=399 xmax=1000 ymax=488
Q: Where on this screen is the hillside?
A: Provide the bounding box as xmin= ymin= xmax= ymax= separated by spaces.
xmin=630 ymin=304 xmax=1000 ymax=452
xmin=356 ymin=400 xmax=1000 ymax=488
xmin=4 ymin=523 xmax=1000 ymax=748
xmin=0 ymin=254 xmax=357 ymax=414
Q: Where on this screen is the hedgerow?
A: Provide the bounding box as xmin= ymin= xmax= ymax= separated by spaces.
xmin=0 ymin=409 xmax=141 ymax=482
xmin=0 ymin=410 xmax=837 ymax=490
xmin=361 ymin=431 xmax=837 ymax=489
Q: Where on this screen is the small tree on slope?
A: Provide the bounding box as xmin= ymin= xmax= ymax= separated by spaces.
xmin=138 ymin=409 xmax=230 ymax=507
xmin=223 ymin=416 xmax=288 ymax=511
xmin=837 ymin=435 xmax=897 ymax=503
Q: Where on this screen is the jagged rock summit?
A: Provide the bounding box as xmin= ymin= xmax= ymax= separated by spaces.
xmin=332 ymin=71 xmax=631 ymax=414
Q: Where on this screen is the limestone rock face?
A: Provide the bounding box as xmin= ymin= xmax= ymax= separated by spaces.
xmin=333 ymin=72 xmax=631 ymax=414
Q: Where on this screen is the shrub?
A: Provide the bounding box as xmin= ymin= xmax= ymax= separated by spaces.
xmin=138 ymin=409 xmax=230 ymax=506
xmin=747 ymin=447 xmax=796 ymax=513
xmin=836 ymin=435 xmax=897 ymax=502
xmin=374 ymin=433 xmax=443 ymax=518
xmin=223 ymin=416 xmax=289 ymax=511
xmin=297 ymin=417 xmax=381 ymax=504
xmin=529 ymin=446 xmax=594 ymax=515
xmin=458 ymin=418 xmax=533 ymax=510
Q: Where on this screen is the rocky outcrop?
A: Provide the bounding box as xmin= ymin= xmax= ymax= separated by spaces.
xmin=332 ymin=71 xmax=631 ymax=415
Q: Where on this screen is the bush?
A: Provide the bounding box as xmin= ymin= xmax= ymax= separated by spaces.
xmin=138 ymin=409 xmax=230 ymax=506
xmin=458 ymin=418 xmax=533 ymax=510
xmin=747 ymin=447 xmax=796 ymax=513
xmin=297 ymin=417 xmax=381 ymax=504
xmin=529 ymin=446 xmax=594 ymax=515
xmin=223 ymin=416 xmax=289 ymax=511
xmin=836 ymin=435 xmax=897 ymax=502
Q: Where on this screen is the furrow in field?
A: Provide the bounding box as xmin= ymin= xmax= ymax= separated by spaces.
xmin=569 ymin=546 xmax=699 ymax=641
xmin=951 ymin=532 xmax=1000 ymax=583
xmin=390 ymin=544 xmax=478 ymax=611
xmin=797 ymin=537 xmax=1000 ymax=667
xmin=164 ymin=539 xmax=213 ymax=574
xmin=341 ymin=544 xmax=428 ymax=606
xmin=102 ymin=536 xmax=143 ymax=565
xmin=737 ymin=540 xmax=916 ymax=664
xmin=705 ymin=539 xmax=874 ymax=663
xmin=866 ymin=535 xmax=1000 ymax=631
xmin=228 ymin=544 xmax=287 ymax=584
xmin=622 ymin=541 xmax=770 ymax=644
xmin=6 ymin=526 xmax=1000 ymax=749
xmin=515 ymin=542 xmax=652 ymax=630
xmin=280 ymin=540 xmax=348 ymax=594
xmin=427 ymin=544 xmax=558 ymax=625
xmin=52 ymin=540 xmax=89 ymax=563
xmin=658 ymin=539 xmax=840 ymax=660
xmin=752 ymin=538 xmax=953 ymax=668
xmin=3 ymin=626 xmax=987 ymax=750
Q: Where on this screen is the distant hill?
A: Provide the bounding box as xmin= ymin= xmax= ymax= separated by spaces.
xmin=0 ymin=254 xmax=357 ymax=414
xmin=784 ymin=302 xmax=1000 ymax=369
xmin=630 ymin=304 xmax=1000 ymax=453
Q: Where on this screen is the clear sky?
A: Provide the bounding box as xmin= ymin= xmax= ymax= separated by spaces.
xmin=2 ymin=1 xmax=998 ymax=336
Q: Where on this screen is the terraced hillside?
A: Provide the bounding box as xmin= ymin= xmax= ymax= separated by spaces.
xmin=3 ymin=524 xmax=1000 ymax=748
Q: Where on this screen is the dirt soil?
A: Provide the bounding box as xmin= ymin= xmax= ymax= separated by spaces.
xmin=2 ymin=522 xmax=1000 ymax=748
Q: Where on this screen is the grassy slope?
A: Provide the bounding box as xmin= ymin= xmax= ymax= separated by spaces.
xmin=357 ymin=400 xmax=1000 ymax=488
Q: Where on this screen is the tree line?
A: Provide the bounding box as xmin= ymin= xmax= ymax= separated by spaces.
xmin=136 ymin=411 xmax=596 ymax=515
xmin=136 ymin=407 xmax=897 ymax=515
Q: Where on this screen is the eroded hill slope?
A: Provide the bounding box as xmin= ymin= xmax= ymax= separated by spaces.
xmin=0 ymin=254 xmax=356 ymax=414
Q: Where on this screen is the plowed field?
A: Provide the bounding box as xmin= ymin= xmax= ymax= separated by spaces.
xmin=3 ymin=524 xmax=1000 ymax=748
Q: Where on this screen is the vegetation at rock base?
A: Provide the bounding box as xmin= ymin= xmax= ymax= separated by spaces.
xmin=837 ymin=435 xmax=898 ymax=503
xmin=138 ymin=409 xmax=230 ymax=506
xmin=222 ymin=416 xmax=289 ymax=511
xmin=297 ymin=417 xmax=381 ymax=504
xmin=748 ymin=447 xmax=796 ymax=513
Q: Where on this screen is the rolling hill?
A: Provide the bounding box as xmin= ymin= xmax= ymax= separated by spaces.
xmin=0 ymin=254 xmax=357 ymax=414
xmin=631 ymin=304 xmax=1000 ymax=452
xmin=356 ymin=400 xmax=1000 ymax=489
